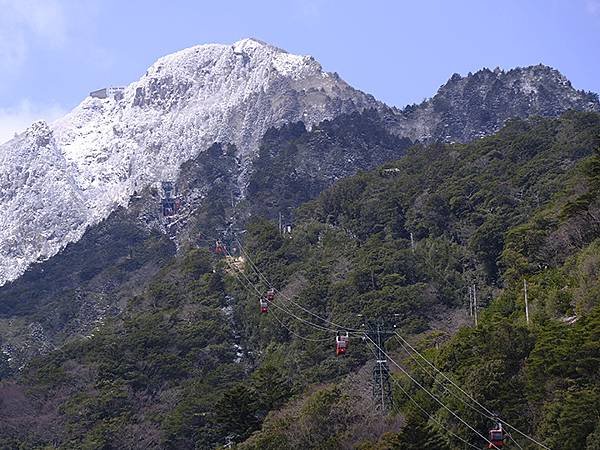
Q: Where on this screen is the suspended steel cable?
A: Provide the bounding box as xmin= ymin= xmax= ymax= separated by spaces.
xmin=269 ymin=308 xmax=332 ymax=343
xmin=394 ymin=332 xmax=549 ymax=449
xmin=233 ymin=237 xmax=362 ymax=332
xmin=393 ymin=335 xmax=493 ymax=419
xmin=235 ymin=238 xmax=354 ymax=328
xmin=223 ymin=252 xmax=337 ymax=334
xmin=393 ymin=335 xmax=528 ymax=450
xmin=363 ymin=334 xmax=500 ymax=450
xmin=507 ymin=431 xmax=524 ymax=450
xmin=363 ymin=339 xmax=482 ymax=450
xmin=224 ymin=250 xmax=367 ymax=351
xmin=228 ymin=261 xmax=335 ymax=334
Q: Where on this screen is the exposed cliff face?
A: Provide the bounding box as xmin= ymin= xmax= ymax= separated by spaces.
xmin=0 ymin=122 xmax=88 ymax=284
xmin=0 ymin=38 xmax=379 ymax=286
xmin=390 ymin=65 xmax=600 ymax=142
xmin=244 ymin=110 xmax=412 ymax=221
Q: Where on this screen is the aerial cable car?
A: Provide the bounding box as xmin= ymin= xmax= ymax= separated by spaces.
xmin=161 ymin=197 xmax=176 ymax=216
xmin=488 ymin=418 xmax=505 ymax=448
xmin=214 ymin=240 xmax=226 ymax=255
xmin=259 ymin=288 xmax=275 ymax=314
xmin=259 ymin=299 xmax=268 ymax=314
xmin=336 ymin=331 xmax=349 ymax=356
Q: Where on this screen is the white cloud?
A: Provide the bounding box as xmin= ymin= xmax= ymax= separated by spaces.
xmin=292 ymin=0 xmax=323 ymax=21
xmin=0 ymin=100 xmax=66 ymax=144
xmin=0 ymin=28 xmax=26 ymax=68
xmin=586 ymin=0 xmax=600 ymax=15
xmin=0 ymin=0 xmax=67 ymax=72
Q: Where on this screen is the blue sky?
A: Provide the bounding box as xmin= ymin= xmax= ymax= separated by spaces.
xmin=0 ymin=0 xmax=599 ymax=142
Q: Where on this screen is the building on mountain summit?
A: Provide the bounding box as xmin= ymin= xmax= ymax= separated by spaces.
xmin=90 ymin=87 xmax=125 ymax=99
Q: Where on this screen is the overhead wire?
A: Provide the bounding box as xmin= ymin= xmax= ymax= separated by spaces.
xmin=393 ymin=334 xmax=493 ymax=419
xmin=393 ymin=335 xmax=528 ymax=449
xmin=235 ymin=238 xmax=348 ymax=327
xmin=268 ymin=308 xmax=332 ymax=343
xmin=233 ymin=237 xmax=362 ymax=332
xmin=217 ymin=233 xmax=363 ymax=336
xmin=222 ymin=249 xmax=337 ymax=334
xmin=363 ymin=334 xmax=500 ymax=450
xmin=218 ymin=232 xmax=548 ymax=449
xmin=507 ymin=431 xmax=524 ymax=450
xmin=393 ymin=332 xmax=549 ymax=449
xmin=225 ymin=238 xmax=362 ymax=333
xmin=363 ymin=339 xmax=482 ymax=450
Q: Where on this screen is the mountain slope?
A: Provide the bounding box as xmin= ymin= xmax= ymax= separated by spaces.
xmin=0 ymin=110 xmax=411 ymax=366
xmin=2 ymin=82 xmax=600 ymax=366
xmin=2 ymin=41 xmax=598 ymax=290
xmin=389 ymin=64 xmax=600 ymax=142
xmin=0 ymin=38 xmax=379 ymax=286
xmin=1 ymin=112 xmax=599 ymax=449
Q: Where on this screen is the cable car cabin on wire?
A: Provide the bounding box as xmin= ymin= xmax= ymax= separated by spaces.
xmin=259 ymin=299 xmax=268 ymax=314
xmin=162 ymin=198 xmax=176 ymax=216
xmin=336 ymin=331 xmax=349 ymax=356
xmin=488 ymin=422 xmax=505 ymax=448
xmin=259 ymin=289 xmax=275 ymax=314
xmin=266 ymin=288 xmax=275 ymax=302
xmin=214 ymin=240 xmax=226 ymax=255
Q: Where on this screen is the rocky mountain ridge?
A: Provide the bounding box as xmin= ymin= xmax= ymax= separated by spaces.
xmin=0 ymin=38 xmax=379 ymax=286
xmin=389 ymin=64 xmax=600 ymax=142
xmin=1 ymin=40 xmax=599 ymax=288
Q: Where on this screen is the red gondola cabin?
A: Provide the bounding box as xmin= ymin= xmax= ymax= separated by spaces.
xmin=488 ymin=423 xmax=505 ymax=448
xmin=215 ymin=240 xmax=226 ymax=255
xmin=259 ymin=299 xmax=268 ymax=314
xmin=336 ymin=331 xmax=349 ymax=356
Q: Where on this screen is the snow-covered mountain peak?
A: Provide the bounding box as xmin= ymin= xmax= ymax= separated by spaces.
xmin=232 ymin=37 xmax=273 ymax=52
xmin=128 ymin=38 xmax=327 ymax=111
xmin=142 ymin=38 xmax=315 ymax=79
xmin=0 ymin=39 xmax=379 ymax=286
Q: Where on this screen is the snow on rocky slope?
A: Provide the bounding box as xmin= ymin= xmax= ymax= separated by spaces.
xmin=390 ymin=64 xmax=600 ymax=142
xmin=2 ymin=39 xmax=599 ymax=288
xmin=0 ymin=38 xmax=379 ymax=286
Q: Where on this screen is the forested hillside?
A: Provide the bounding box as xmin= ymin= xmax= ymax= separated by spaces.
xmin=241 ymin=111 xmax=600 ymax=449
xmin=0 ymin=111 xmax=599 ymax=449
xmin=0 ymin=109 xmax=409 ymax=368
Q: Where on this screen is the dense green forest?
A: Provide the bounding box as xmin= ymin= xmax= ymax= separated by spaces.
xmin=0 ymin=111 xmax=599 ymax=449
